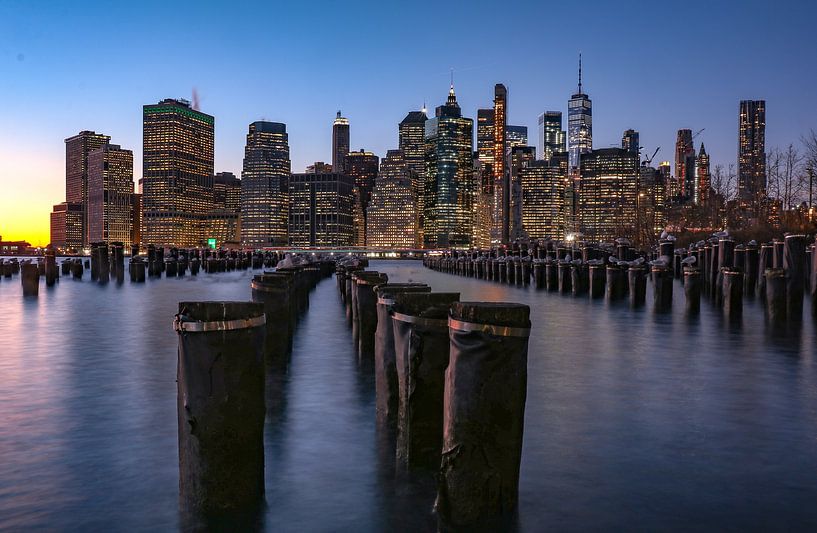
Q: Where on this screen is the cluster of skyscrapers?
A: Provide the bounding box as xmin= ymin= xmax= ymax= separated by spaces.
xmin=49 ymin=60 xmax=768 ymax=251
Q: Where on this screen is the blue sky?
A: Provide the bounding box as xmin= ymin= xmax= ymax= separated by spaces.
xmin=1 ymin=0 xmax=816 ymax=244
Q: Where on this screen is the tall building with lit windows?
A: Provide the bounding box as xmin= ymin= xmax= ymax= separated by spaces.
xmin=332 ymin=111 xmax=350 ymax=173
xmin=578 ymin=148 xmax=639 ymax=242
xmin=288 ymin=172 xmax=354 ymax=247
xmin=211 ymin=171 xmax=240 ymax=244
xmin=476 ymin=109 xmax=494 ymax=168
xmin=696 ymin=143 xmax=710 ymax=204
xmin=621 ymin=129 xmax=639 ymax=155
xmin=423 ymin=85 xmax=474 ymax=249
xmin=568 ymin=55 xmax=592 ymax=170
xmin=64 ymin=130 xmax=111 ymax=246
xmin=521 ymin=153 xmax=568 ymax=240
xmin=240 ymin=121 xmax=290 ymax=247
xmin=345 ymin=149 xmax=379 ymax=246
xmin=366 ymin=150 xmax=418 ymax=248
xmin=510 ymin=145 xmax=536 ymax=239
xmin=50 ymin=202 xmax=84 ymax=251
xmin=738 ymin=100 xmax=766 ymax=206
xmin=87 ymin=143 xmax=134 ymax=246
xmin=538 ymin=111 xmax=566 ymax=162
xmin=142 ymin=98 xmax=214 ymax=246
xmin=675 ymin=129 xmax=695 ymax=201
xmin=506 ymin=125 xmax=527 ymax=149
xmin=493 ymin=84 xmax=509 ymax=243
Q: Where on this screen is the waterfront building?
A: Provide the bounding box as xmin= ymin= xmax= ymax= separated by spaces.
xmin=240 ymin=121 xmax=290 ymax=247
xmin=568 ymin=55 xmax=592 ymax=170
xmin=49 ymin=202 xmax=84 ymax=251
xmin=345 ymin=149 xmax=379 ymax=246
xmin=210 ymin=171 xmax=240 ymax=245
xmin=696 ymin=143 xmax=710 ymax=204
xmin=538 ymin=111 xmax=566 ymax=162
xmin=738 ymin=100 xmax=766 ymax=209
xmin=87 ymin=144 xmax=134 ymax=246
xmin=142 ymin=98 xmax=214 ymax=247
xmin=289 ymin=172 xmax=354 ymax=247
xmin=332 ymin=111 xmax=350 ymax=173
xmin=64 ymin=130 xmax=110 ymax=246
xmin=638 ymin=165 xmax=667 ymax=240
xmin=521 ymin=153 xmax=568 ymax=240
xmin=366 ymin=150 xmax=418 ymax=248
xmin=130 ymin=193 xmax=142 ymax=246
xmin=578 ymin=147 xmax=639 ymax=242
xmin=423 ymin=85 xmax=474 ymax=249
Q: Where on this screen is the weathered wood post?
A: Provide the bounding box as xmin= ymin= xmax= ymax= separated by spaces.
xmin=21 ymin=262 xmax=39 ymax=296
xmin=722 ymin=268 xmax=744 ymax=319
xmin=684 ymin=267 xmax=701 ymax=314
xmin=355 ymin=272 xmax=389 ymax=358
xmin=175 ymin=301 xmax=266 ymax=517
xmin=629 ymin=266 xmax=647 ymax=307
xmin=251 ymin=273 xmax=294 ymax=361
xmin=783 ymin=234 xmax=806 ymax=320
xmin=45 ymin=248 xmax=57 ymax=287
xmin=652 ymin=264 xmax=673 ymax=312
xmin=437 ymin=302 xmax=531 ymax=529
xmin=765 ymin=268 xmax=787 ymax=325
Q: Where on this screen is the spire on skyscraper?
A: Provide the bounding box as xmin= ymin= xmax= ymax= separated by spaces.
xmin=578 ymin=53 xmax=583 ymax=94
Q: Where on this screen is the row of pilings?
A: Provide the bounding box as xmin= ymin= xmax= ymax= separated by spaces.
xmin=335 ymin=260 xmax=533 ymax=529
xmin=423 ymin=234 xmax=817 ymax=323
xmin=2 ymin=244 xmax=293 ymax=295
xmin=173 ymin=257 xmax=336 ymax=526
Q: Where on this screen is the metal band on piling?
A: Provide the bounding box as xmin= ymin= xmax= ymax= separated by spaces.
xmin=448 ymin=318 xmax=531 ymax=338
xmin=391 ymin=312 xmax=448 ymax=329
xmin=173 ymin=314 xmax=266 ymax=333
xmin=377 ymin=297 xmax=396 ymax=306
xmin=250 ymin=280 xmax=288 ymax=292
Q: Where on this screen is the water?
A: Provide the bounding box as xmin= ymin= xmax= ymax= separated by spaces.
xmin=1 ymin=259 xmax=816 ymax=531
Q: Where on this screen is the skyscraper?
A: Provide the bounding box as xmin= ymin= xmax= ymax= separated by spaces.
xmin=538 ymin=111 xmax=566 ymax=162
xmin=738 ymin=100 xmax=766 ymax=206
xmin=521 ymin=153 xmax=568 ymax=240
xmin=240 ymin=121 xmax=290 ymax=247
xmin=366 ymin=149 xmax=418 ymax=248
xmin=505 ymin=125 xmax=528 ymax=149
xmin=345 ymin=149 xmax=379 ymax=246
xmin=49 ymin=202 xmax=83 ymax=251
xmin=510 ymin=145 xmax=536 ymax=239
xmin=211 ymin=171 xmax=240 ymax=244
xmin=675 ymin=129 xmax=696 ymax=201
xmin=423 ymin=85 xmax=474 ymax=249
xmin=621 ymin=129 xmax=639 ymax=155
xmin=64 ymin=130 xmax=111 ymax=246
xmin=568 ymin=55 xmax=592 ymax=170
xmin=493 ymin=84 xmax=509 ymax=243
xmin=476 ymin=109 xmax=495 ymax=168
xmin=289 ymin=172 xmax=354 ymax=247
xmin=87 ymin=143 xmax=134 ymax=246
xmin=142 ymin=98 xmax=214 ymax=246
xmin=332 ymin=111 xmax=350 ymax=173
xmin=398 ymin=109 xmax=428 ymax=236
xmin=579 ymin=148 xmax=639 ymax=242
xmin=696 ymin=143 xmax=710 ymax=204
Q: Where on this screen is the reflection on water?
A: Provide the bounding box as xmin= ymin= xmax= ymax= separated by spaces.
xmin=0 ymin=259 xmax=816 ymax=530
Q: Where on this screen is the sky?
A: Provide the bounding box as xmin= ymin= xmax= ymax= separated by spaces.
xmin=1 ymin=0 xmax=816 ymax=246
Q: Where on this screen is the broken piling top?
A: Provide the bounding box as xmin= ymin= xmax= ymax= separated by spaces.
xmin=374 ymin=283 xmax=430 ymax=301
xmin=392 ymin=292 xmax=460 ymax=320
xmin=449 ymin=302 xmax=531 ymax=330
xmin=176 ymin=301 xmax=266 ymax=328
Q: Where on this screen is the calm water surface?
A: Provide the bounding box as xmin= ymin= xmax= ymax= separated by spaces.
xmin=1 ymin=259 xmax=816 ymax=531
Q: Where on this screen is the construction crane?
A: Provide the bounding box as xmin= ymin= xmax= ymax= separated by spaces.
xmin=642 ymin=146 xmax=660 ymax=167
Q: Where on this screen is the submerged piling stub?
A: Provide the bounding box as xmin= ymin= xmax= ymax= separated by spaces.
xmin=783 ymin=234 xmax=806 ymax=320
xmin=374 ymin=284 xmax=431 ymax=428
xmin=392 ymin=292 xmax=460 ymax=469
xmin=21 ymin=263 xmax=39 ymax=296
xmin=251 ymin=274 xmax=293 ymax=361
xmin=175 ymin=301 xmax=266 ymax=517
xmin=722 ymin=268 xmax=744 ymax=319
xmin=684 ymin=267 xmax=701 ymax=313
xmin=354 ymin=272 xmax=389 ymax=358
xmin=437 ymin=302 xmax=531 ymax=529
xmin=765 ymin=268 xmax=787 ymax=324
xmin=652 ymin=264 xmax=673 ymax=312
xmin=629 ymin=266 xmax=647 ymax=307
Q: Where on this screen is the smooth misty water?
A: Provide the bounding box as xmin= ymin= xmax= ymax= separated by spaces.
xmin=1 ymin=259 xmax=816 ymax=531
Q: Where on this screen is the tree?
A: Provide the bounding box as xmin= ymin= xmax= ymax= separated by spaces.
xmin=766 ymin=144 xmax=806 ymax=210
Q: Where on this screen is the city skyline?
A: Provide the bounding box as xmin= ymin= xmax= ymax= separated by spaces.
xmin=2 ymin=0 xmax=817 ymax=245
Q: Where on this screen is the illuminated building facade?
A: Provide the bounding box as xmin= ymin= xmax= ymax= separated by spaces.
xmin=345 ymin=149 xmax=379 ymax=246
xmin=538 ymin=111 xmax=566 ymax=162
xmin=578 ymin=148 xmax=639 ymax=242
xmin=493 ymin=84 xmax=509 ymax=243
xmin=240 ymin=121 xmax=290 ymax=247
xmin=50 ymin=202 xmax=84 ymax=251
xmin=366 ymin=150 xmax=418 ymax=248
xmin=423 ymin=85 xmax=474 ymax=249
xmin=289 ymin=172 xmax=354 ymax=247
xmin=521 ymin=153 xmax=568 ymax=240
xmin=506 ymin=125 xmax=528 ymax=149
xmin=472 ymin=153 xmax=493 ymax=248
xmin=306 ymin=162 xmax=333 ymax=174
xmin=131 ymin=193 xmax=142 ymax=245
xmin=215 ymin=172 xmax=240 ymax=212
xmin=696 ymin=143 xmax=710 ymax=204
xmin=87 ymin=144 xmax=134 ymax=246
xmin=332 ymin=111 xmax=350 ymax=173
xmin=64 ymin=130 xmax=111 ymax=246
xmin=738 ymin=100 xmax=766 ymax=207
xmin=675 ymin=129 xmax=695 ymax=201
xmin=568 ymin=55 xmax=592 ymax=170
xmin=510 ymin=145 xmax=536 ymax=239
xmin=142 ymin=98 xmax=214 ymax=246
xmin=638 ymin=165 xmax=667 ymax=239
xmin=398 ymin=110 xmax=428 ymax=210
xmin=210 ymin=171 xmax=240 ymax=244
